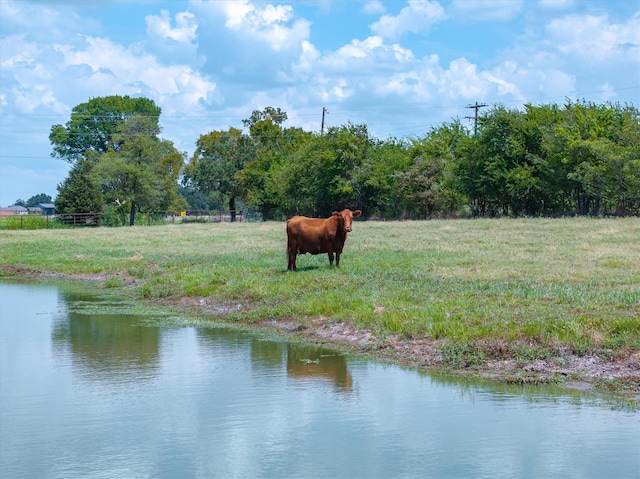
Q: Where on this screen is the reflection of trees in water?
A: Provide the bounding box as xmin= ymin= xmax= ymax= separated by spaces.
xmin=196 ymin=328 xmax=286 ymax=372
xmin=51 ymin=289 xmax=160 ymax=382
xmin=286 ymin=345 xmax=353 ymax=393
xmin=51 ymin=286 xmax=353 ymax=391
xmin=250 ymin=337 xmax=286 ymax=371
xmin=196 ymin=328 xmax=353 ymax=393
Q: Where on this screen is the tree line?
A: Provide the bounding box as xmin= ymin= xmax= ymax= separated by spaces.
xmin=51 ymin=96 xmax=639 ymax=223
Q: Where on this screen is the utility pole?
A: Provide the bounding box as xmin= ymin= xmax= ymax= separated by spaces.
xmin=465 ymin=101 xmax=487 ymax=135
xmin=321 ymin=107 xmax=328 ymax=135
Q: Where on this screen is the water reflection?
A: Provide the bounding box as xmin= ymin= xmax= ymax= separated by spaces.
xmin=196 ymin=328 xmax=352 ymax=393
xmin=52 ymin=312 xmax=161 ymax=381
xmin=286 ymin=345 xmax=353 ymax=393
xmin=50 ymin=288 xmax=161 ymax=382
xmin=2 ymin=281 xmax=639 ymax=479
xmin=48 ymin=287 xmax=353 ymax=394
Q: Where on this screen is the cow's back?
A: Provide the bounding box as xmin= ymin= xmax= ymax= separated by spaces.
xmin=287 ymin=216 xmax=332 ymax=242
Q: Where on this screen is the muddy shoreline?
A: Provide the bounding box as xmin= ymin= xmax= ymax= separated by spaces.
xmin=165 ymin=292 xmax=640 ymax=398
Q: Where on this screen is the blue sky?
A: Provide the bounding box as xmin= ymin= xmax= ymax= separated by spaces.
xmin=1 ymin=0 xmax=638 ymax=207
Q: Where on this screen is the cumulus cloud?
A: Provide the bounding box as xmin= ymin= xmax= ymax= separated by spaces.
xmin=0 ymin=34 xmax=68 ymax=113
xmin=54 ymin=36 xmax=216 ymax=108
xmin=369 ymin=0 xmax=446 ymax=41
xmin=146 ymin=10 xmax=198 ymax=44
xmin=546 ymin=12 xmax=640 ymax=63
xmin=198 ymin=0 xmax=310 ymax=52
xmin=362 ymin=1 xmax=387 ymax=16
xmin=322 ymin=36 xmax=415 ymax=73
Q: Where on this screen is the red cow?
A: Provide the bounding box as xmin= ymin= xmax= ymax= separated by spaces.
xmin=286 ymin=209 xmax=362 ymax=271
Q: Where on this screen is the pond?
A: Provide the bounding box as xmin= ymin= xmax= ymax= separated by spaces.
xmin=0 ymin=281 xmax=638 ymax=479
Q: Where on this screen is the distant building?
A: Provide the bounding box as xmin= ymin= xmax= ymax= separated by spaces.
xmin=4 ymin=205 xmax=28 ymax=215
xmin=38 ymin=203 xmax=56 ymax=216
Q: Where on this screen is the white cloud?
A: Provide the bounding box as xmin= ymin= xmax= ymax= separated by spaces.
xmin=362 ymin=1 xmax=386 ymax=16
xmin=446 ymin=58 xmax=487 ymax=99
xmin=12 ymin=84 xmax=67 ymax=114
xmin=546 ymin=12 xmax=640 ymax=63
xmin=0 ymin=34 xmax=68 ymax=113
xmin=54 ymin=36 xmax=216 ymax=107
xmin=370 ymin=0 xmax=446 ymax=41
xmin=146 ymin=10 xmax=198 ymax=44
xmin=599 ymin=82 xmax=617 ymax=102
xmin=0 ymin=34 xmax=41 ymax=69
xmin=292 ymin=40 xmax=320 ymax=76
xmin=202 ymin=0 xmax=310 ymax=52
xmin=323 ymin=36 xmax=415 ymax=72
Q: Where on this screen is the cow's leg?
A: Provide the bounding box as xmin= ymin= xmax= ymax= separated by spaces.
xmin=335 ymin=251 xmax=341 ymax=267
xmin=287 ymin=242 xmax=297 ymax=270
xmin=327 ymin=250 xmax=335 ymax=266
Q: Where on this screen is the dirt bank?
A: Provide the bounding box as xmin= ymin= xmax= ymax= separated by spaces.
xmin=168 ymin=293 xmax=640 ymax=397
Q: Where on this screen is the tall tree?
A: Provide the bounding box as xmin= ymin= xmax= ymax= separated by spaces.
xmin=55 ymin=157 xmax=103 ymax=214
xmin=238 ymin=107 xmax=314 ymax=219
xmin=544 ymin=100 xmax=640 ymax=215
xmin=50 ymin=96 xmax=161 ymax=163
xmin=50 ymin=96 xmax=167 ymax=219
xmin=312 ymin=123 xmax=372 ymax=216
xmin=186 ymin=128 xmax=255 ymax=221
xmin=360 ymin=138 xmax=411 ymax=218
xmin=242 ymin=107 xmax=288 ymax=131
xmin=92 ymin=116 xmax=186 ymax=225
xmin=398 ymin=121 xmax=467 ymax=218
xmin=25 ymin=193 xmax=53 ymax=207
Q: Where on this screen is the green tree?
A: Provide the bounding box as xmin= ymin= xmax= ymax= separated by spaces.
xmin=239 ymin=124 xmax=314 ymax=219
xmin=50 ymin=96 xmax=166 ymax=219
xmin=544 ymin=100 xmax=640 ymax=215
xmin=457 ymin=106 xmax=551 ymax=216
xmin=308 ymin=123 xmax=373 ymax=216
xmin=186 ymin=128 xmax=255 ymax=222
xmin=55 ymin=157 xmax=103 ymax=214
xmin=25 ymin=193 xmax=52 ymax=207
xmin=399 ymin=121 xmax=468 ymax=218
xmin=242 ymin=107 xmax=288 ymax=131
xmin=360 ymin=138 xmax=412 ymax=218
xmin=50 ymin=96 xmax=161 ymax=163
xmin=92 ymin=116 xmax=186 ymax=226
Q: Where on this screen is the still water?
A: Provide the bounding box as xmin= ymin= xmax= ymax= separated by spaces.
xmin=0 ymin=281 xmax=638 ymax=479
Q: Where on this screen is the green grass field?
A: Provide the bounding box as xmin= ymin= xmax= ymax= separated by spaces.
xmin=1 ymin=217 xmax=639 ymax=383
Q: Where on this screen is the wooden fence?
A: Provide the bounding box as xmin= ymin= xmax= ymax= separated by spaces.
xmin=0 ymin=210 xmax=252 ymax=230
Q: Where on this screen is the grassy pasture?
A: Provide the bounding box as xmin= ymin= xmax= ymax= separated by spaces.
xmin=1 ymin=217 xmax=638 ymax=377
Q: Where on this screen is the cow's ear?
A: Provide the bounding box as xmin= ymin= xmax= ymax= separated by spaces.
xmin=332 ymin=211 xmax=339 ymax=216
xmin=353 ymin=210 xmax=362 ymax=217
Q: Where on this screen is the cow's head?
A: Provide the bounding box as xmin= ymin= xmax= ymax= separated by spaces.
xmin=332 ymin=209 xmax=362 ymax=232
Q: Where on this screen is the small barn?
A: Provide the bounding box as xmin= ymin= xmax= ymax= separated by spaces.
xmin=38 ymin=203 xmax=56 ymax=216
